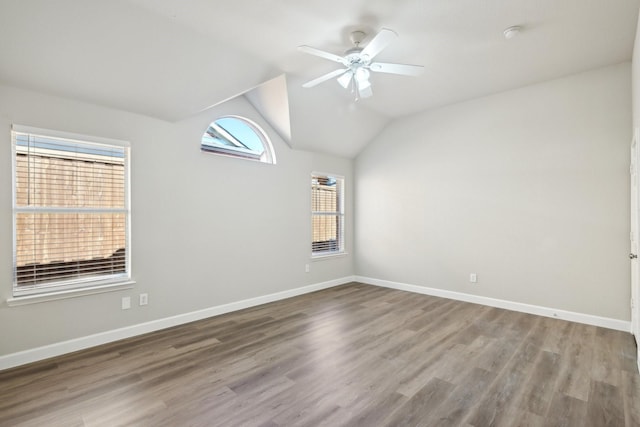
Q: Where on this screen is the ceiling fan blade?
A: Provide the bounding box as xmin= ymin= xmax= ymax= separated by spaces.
xmin=337 ymin=70 xmax=353 ymax=88
xmin=360 ymin=28 xmax=397 ymax=60
xmin=369 ymin=62 xmax=425 ymax=76
xmin=302 ymin=68 xmax=349 ymax=88
xmin=298 ymin=45 xmax=345 ymax=64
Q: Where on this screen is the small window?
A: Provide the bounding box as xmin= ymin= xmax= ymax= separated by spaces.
xmin=311 ymin=173 xmax=345 ymax=256
xmin=201 ymin=116 xmax=275 ymax=164
xmin=11 ymin=125 xmax=131 ymax=297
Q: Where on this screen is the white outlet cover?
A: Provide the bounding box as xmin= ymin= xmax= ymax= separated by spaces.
xmin=122 ymin=296 xmax=131 ymax=310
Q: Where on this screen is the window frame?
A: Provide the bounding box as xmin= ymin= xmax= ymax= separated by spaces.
xmin=200 ymin=115 xmax=276 ymax=164
xmin=311 ymin=172 xmax=345 ymax=258
xmin=10 ymin=124 xmax=132 ymax=299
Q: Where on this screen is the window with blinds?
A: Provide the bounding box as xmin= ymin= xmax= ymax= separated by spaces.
xmin=11 ymin=125 xmax=130 ymax=296
xmin=311 ymin=173 xmax=344 ymax=256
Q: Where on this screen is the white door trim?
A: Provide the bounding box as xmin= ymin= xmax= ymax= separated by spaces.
xmin=631 ymin=128 xmax=640 ymax=373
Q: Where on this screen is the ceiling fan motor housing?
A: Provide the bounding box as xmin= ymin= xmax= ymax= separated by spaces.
xmin=344 ymin=47 xmax=369 ymax=68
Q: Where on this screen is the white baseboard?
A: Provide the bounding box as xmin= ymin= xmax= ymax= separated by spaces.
xmin=356 ymin=276 xmax=631 ymax=333
xmin=0 ymin=276 xmax=355 ymax=371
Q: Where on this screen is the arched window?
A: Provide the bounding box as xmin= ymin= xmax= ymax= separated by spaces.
xmin=201 ymin=116 xmax=275 ymax=164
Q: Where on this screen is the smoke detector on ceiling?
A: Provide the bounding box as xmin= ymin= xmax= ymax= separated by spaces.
xmin=503 ymin=26 xmax=522 ymax=40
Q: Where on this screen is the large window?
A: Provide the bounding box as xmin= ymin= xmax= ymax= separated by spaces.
xmin=12 ymin=125 xmax=131 ymax=297
xmin=311 ymin=173 xmax=344 ymax=256
xmin=201 ymin=116 xmax=275 ymax=164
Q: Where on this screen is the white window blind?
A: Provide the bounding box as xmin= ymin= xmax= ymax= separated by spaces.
xmin=12 ymin=126 xmax=131 ymax=296
xmin=311 ymin=173 xmax=344 ymax=256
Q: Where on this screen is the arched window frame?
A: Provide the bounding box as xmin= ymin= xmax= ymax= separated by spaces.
xmin=201 ymin=115 xmax=276 ymax=164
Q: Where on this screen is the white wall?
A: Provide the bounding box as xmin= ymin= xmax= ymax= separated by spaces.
xmin=0 ymin=85 xmax=353 ymax=357
xmin=0 ymin=60 xmax=632 ymax=362
xmin=355 ymin=63 xmax=631 ymax=321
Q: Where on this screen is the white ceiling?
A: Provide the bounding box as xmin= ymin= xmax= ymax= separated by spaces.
xmin=0 ymin=0 xmax=638 ymax=158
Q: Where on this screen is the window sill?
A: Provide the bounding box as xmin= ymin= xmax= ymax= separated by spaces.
xmin=6 ymin=281 xmax=136 ymax=307
xmin=311 ymin=252 xmax=349 ymax=261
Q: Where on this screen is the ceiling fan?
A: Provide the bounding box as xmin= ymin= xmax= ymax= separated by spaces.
xmin=298 ymin=28 xmax=424 ymax=100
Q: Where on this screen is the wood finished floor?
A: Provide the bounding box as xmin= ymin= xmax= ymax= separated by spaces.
xmin=1 ymin=283 xmax=639 ymax=427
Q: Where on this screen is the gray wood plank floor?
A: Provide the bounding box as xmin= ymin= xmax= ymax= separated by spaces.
xmin=1 ymin=283 xmax=638 ymax=426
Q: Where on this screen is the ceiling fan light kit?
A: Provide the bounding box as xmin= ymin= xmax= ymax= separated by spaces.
xmin=298 ymin=28 xmax=425 ymax=101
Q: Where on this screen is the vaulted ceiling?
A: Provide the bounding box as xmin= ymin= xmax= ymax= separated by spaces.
xmin=0 ymin=0 xmax=638 ymax=157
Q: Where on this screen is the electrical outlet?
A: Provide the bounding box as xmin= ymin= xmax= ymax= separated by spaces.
xmin=122 ymin=296 xmax=131 ymax=310
xmin=305 ymin=264 xmax=310 ymax=273
xmin=139 ymin=293 xmax=148 ymax=306
xmin=470 ymin=273 xmax=477 ymax=283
